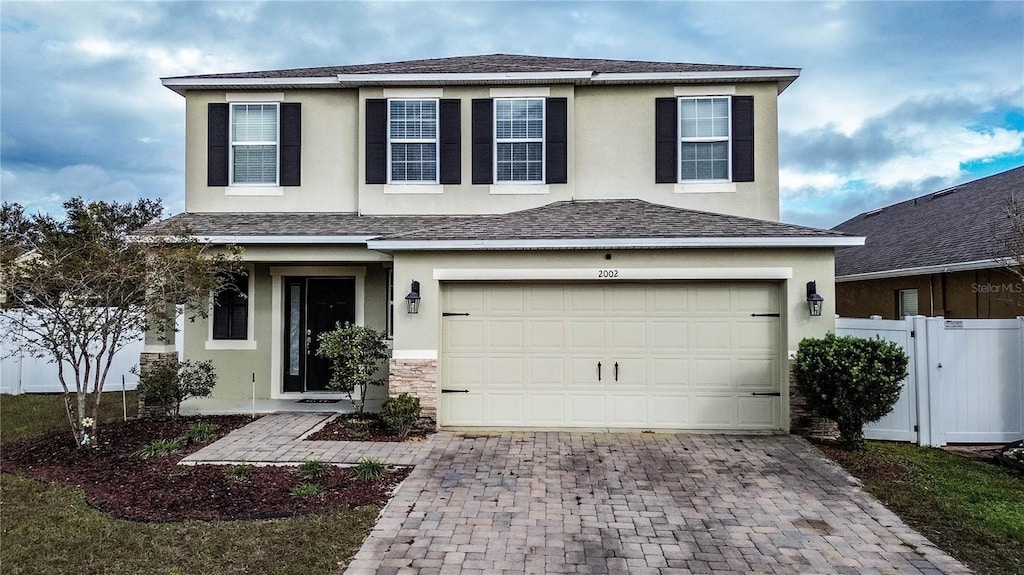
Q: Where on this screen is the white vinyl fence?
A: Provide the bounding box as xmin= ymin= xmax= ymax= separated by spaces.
xmin=836 ymin=316 xmax=1024 ymax=446
xmin=1 ymin=312 xmax=183 ymax=395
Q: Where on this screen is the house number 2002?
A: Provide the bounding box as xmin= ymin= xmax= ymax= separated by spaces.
xmin=597 ymin=269 xmax=619 ymax=278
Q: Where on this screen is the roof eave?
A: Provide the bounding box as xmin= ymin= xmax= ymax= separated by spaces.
xmin=367 ymin=236 xmax=863 ymax=251
xmin=591 ymin=69 xmax=802 ymax=93
xmin=160 ymin=76 xmax=340 ymax=96
xmin=836 ymin=258 xmax=1013 ymax=282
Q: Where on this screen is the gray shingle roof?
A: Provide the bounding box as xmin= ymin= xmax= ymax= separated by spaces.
xmin=140 ymin=200 xmax=851 ymax=245
xmin=168 ymin=54 xmax=792 ymax=80
xmin=375 ymin=200 xmax=849 ymax=241
xmin=833 ymin=166 xmax=1024 ymax=277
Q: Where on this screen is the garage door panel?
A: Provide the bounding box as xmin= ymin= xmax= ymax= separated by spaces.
xmin=650 ymin=358 xmax=689 ymax=386
xmin=693 ymin=320 xmax=732 ymax=350
xmin=691 ymin=395 xmax=735 ymax=426
xmin=528 ymin=394 xmax=566 ymax=426
xmin=486 ymin=393 xmax=525 ymax=425
xmin=609 ymin=395 xmax=647 ymax=426
xmin=441 ymin=281 xmax=782 ymax=430
xmin=738 ymin=397 xmax=778 ymax=427
xmin=568 ymin=395 xmax=606 ymax=426
xmin=609 ymin=321 xmax=647 ymax=349
xmin=528 ymin=357 xmax=566 ymax=386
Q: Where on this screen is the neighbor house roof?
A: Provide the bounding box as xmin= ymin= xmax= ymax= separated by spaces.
xmin=140 ymin=200 xmax=859 ymax=250
xmin=833 ymin=166 xmax=1023 ymax=280
xmin=161 ymin=54 xmax=800 ymax=95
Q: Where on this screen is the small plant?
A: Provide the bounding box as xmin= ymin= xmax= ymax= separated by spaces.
xmin=224 ymin=463 xmax=254 ymax=480
xmin=297 ymin=458 xmax=330 ymax=481
xmin=183 ymin=422 xmax=220 ymax=443
xmin=133 ymin=359 xmax=218 ymax=419
xmin=136 ymin=438 xmax=182 ymax=458
xmin=315 ymin=322 xmax=390 ymax=414
xmin=380 ymin=393 xmax=422 ymax=439
xmin=351 ymin=457 xmax=388 ymax=481
xmin=794 ymin=333 xmax=909 ymax=451
xmin=290 ymin=482 xmax=324 ymax=498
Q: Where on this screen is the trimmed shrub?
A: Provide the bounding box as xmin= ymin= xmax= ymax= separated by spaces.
xmin=315 ymin=323 xmax=390 ymax=414
xmin=380 ymin=393 xmax=422 ymax=439
xmin=134 ymin=359 xmax=217 ymax=419
xmin=794 ymin=333 xmax=909 ymax=450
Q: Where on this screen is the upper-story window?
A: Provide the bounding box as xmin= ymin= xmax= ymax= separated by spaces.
xmin=495 ymin=98 xmax=545 ymax=183
xmin=654 ymin=95 xmax=753 ymax=185
xmin=231 ymin=103 xmax=279 ymax=185
xmin=679 ymin=97 xmax=729 ymax=181
xmin=389 ymin=99 xmax=438 ymax=183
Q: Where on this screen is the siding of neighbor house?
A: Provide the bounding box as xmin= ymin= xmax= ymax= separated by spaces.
xmin=837 ymin=268 xmax=1023 ymax=319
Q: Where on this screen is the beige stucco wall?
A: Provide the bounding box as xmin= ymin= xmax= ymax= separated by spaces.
xmin=184 ymin=89 xmax=359 ymax=213
xmin=182 ymin=261 xmax=390 ymax=400
xmin=391 ymin=248 xmax=837 ymax=355
xmin=181 ymin=82 xmax=782 ymax=220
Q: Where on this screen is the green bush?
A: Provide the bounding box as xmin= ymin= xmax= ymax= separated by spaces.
xmin=380 ymin=393 xmax=422 ymax=439
xmin=134 ymin=359 xmax=218 ymax=419
xmin=351 ymin=457 xmax=388 ymax=481
xmin=183 ymin=422 xmax=220 ymax=443
xmin=315 ymin=323 xmax=390 ymax=414
xmin=289 ymin=482 xmax=323 ymax=498
xmin=794 ymin=333 xmax=909 ymax=450
xmin=224 ymin=463 xmax=254 ymax=480
xmin=296 ymin=458 xmax=330 ymax=481
xmin=135 ymin=438 xmax=181 ymax=458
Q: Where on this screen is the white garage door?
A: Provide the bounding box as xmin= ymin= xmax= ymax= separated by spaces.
xmin=440 ymin=282 xmax=782 ymax=430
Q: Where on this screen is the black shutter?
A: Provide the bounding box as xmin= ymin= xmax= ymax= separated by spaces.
xmin=213 ymin=273 xmax=248 ymax=340
xmin=731 ymin=96 xmax=755 ymax=182
xmin=471 ymin=99 xmax=493 ymax=184
xmin=365 ymin=99 xmax=387 ymax=184
xmin=208 ymin=103 xmax=229 ymax=186
xmin=545 ymin=98 xmax=568 ymax=184
xmin=280 ymin=103 xmax=301 ymax=186
xmin=655 ymin=98 xmax=677 ymax=183
xmin=439 ymin=99 xmax=461 ymax=184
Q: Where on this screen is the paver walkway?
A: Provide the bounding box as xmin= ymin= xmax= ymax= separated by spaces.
xmin=347 ymin=432 xmax=972 ymax=575
xmin=180 ymin=412 xmax=430 ymax=466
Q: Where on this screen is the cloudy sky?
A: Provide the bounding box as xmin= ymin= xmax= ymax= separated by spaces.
xmin=2 ymin=1 xmax=1022 ymax=228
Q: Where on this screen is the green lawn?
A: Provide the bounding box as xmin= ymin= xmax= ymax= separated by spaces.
xmin=823 ymin=440 xmax=1024 ymax=575
xmin=0 ymin=392 xmax=379 ymax=575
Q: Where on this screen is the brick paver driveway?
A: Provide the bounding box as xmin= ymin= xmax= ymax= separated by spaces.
xmin=346 ymin=432 xmax=970 ymax=575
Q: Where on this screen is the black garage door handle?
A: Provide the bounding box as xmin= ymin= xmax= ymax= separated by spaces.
xmin=441 ymin=389 xmax=469 ymax=394
xmin=751 ymin=392 xmax=781 ymax=396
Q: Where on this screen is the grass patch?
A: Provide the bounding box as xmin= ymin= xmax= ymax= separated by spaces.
xmin=822 ymin=441 xmax=1024 ymax=575
xmin=1 ymin=391 xmax=139 ymax=445
xmin=0 ymin=390 xmax=382 ymax=574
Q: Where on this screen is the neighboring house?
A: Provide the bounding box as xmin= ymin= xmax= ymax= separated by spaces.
xmin=142 ymin=54 xmax=860 ymax=432
xmin=834 ymin=166 xmax=1024 ymax=320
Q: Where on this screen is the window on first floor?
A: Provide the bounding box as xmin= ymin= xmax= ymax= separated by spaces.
xmin=898 ymin=288 xmax=919 ymax=318
xmin=213 ymin=272 xmax=249 ymax=340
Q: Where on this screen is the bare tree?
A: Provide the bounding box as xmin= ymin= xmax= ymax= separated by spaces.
xmin=1005 ymin=191 xmax=1024 ymax=289
xmin=1 ymin=198 xmax=242 ymax=447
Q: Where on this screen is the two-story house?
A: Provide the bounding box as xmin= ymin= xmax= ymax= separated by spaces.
xmin=143 ymin=54 xmax=860 ymax=432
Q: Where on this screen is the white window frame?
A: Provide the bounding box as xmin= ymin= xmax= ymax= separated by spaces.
xmin=229 ymin=102 xmax=280 ymax=187
xmin=494 ymin=97 xmax=545 ymax=184
xmin=206 ymin=263 xmax=257 ymax=350
xmin=678 ymin=96 xmax=731 ymax=183
xmin=387 ymin=98 xmax=439 ymax=184
xmin=898 ymin=288 xmax=919 ymax=318
xmin=386 ymin=267 xmax=395 ymax=338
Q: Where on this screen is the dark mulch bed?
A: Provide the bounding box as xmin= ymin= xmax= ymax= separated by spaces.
xmin=0 ymin=415 xmax=410 ymax=522
xmin=305 ymin=413 xmax=433 ymax=442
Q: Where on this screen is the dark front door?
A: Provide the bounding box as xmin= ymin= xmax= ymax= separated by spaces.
xmin=283 ymin=277 xmax=356 ymax=392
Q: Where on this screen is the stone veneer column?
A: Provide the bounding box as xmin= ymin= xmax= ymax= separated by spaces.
xmin=388 ymin=358 xmax=439 ymax=421
xmin=137 ymin=351 xmax=179 ymax=418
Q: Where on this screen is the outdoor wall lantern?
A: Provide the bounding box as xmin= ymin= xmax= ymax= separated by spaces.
xmin=405 ymin=280 xmax=421 ymax=314
xmin=806 ymin=281 xmax=824 ymax=317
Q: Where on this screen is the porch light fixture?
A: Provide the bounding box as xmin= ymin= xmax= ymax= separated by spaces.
xmin=806 ymin=281 xmax=824 ymax=317
xmin=405 ymin=280 xmax=421 ymax=314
